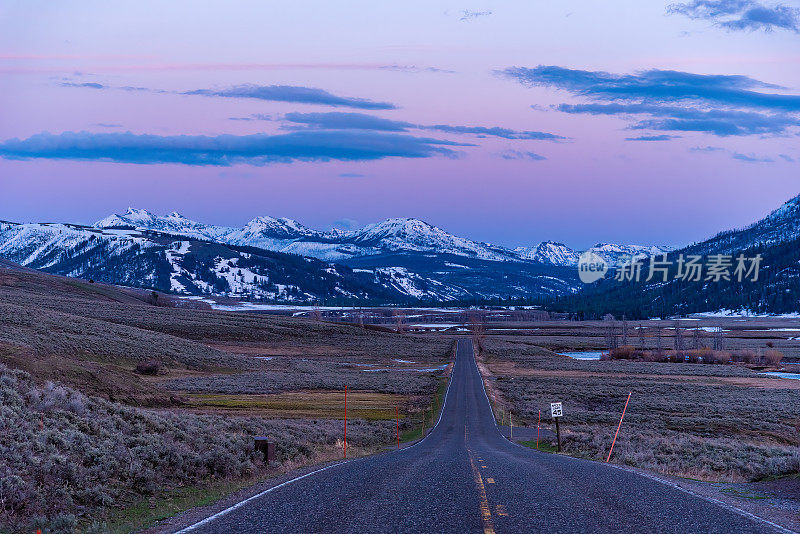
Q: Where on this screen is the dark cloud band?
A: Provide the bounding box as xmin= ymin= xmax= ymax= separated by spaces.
xmin=184 ymin=84 xmax=397 ymax=110
xmin=279 ymin=111 xmax=565 ymax=140
xmin=502 ymin=65 xmax=800 ymax=138
xmin=668 ymin=0 xmax=800 ymax=33
xmin=0 ymin=130 xmax=469 ymax=166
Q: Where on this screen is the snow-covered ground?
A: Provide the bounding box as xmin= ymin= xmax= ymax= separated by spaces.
xmin=560 ymin=351 xmax=604 ymax=360
xmin=690 ymin=309 xmax=800 ymax=318
xmin=761 ymin=372 xmax=800 ymax=380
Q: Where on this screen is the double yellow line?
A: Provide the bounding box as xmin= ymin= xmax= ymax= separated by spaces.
xmin=466 ymin=425 xmax=496 ymax=534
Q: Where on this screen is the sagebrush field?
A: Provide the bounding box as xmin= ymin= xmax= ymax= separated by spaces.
xmin=478 ymin=333 xmax=800 ymax=482
xmin=0 ymin=267 xmax=453 ymax=533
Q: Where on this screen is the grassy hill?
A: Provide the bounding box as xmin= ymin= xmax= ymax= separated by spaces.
xmin=0 ymin=262 xmax=452 ymax=532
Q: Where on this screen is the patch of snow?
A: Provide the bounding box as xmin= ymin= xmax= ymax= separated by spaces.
xmin=560 ymin=351 xmax=604 ymax=361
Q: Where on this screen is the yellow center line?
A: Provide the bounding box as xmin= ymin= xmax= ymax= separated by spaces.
xmin=465 ymin=427 xmax=497 ymax=533
xmin=468 ymin=453 xmax=496 ymax=534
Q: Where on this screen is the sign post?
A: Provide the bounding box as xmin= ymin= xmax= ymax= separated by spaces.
xmin=551 ymin=402 xmax=563 ymax=452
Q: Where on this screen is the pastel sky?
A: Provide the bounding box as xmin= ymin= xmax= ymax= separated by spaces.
xmin=1 ymin=0 xmax=799 ymax=249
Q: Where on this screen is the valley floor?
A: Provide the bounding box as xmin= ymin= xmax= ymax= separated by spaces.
xmin=474 ymin=326 xmax=800 ymax=531
xmin=0 ymin=266 xmax=453 ymax=533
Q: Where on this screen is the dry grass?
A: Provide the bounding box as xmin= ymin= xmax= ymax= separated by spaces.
xmin=0 ymin=267 xmax=452 ymax=405
xmin=481 ymin=335 xmax=800 ymax=482
xmin=0 ymin=265 xmax=454 ymax=532
xmin=0 ymin=364 xmax=404 ymax=533
xmin=182 ymin=390 xmax=422 ymax=420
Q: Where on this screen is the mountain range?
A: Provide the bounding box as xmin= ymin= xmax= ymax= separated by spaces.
xmin=0 ymin=209 xmax=668 ymax=303
xmin=94 ymin=208 xmax=667 ymax=267
xmin=11 ymin=192 xmax=800 ymax=310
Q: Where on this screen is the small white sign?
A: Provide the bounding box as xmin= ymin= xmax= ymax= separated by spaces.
xmin=551 ymin=402 xmax=563 ymax=418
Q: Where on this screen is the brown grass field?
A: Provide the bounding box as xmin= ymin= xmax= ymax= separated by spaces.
xmin=0 ymin=265 xmax=453 ymax=533
xmin=476 ymin=332 xmax=800 ymax=482
xmin=4 ymin=260 xmax=800 ymax=532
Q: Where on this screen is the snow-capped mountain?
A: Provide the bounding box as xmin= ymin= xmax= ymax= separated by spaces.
xmin=94 ymin=208 xmax=663 ymax=266
xmin=515 ymin=240 xmax=670 ymax=268
xmin=93 ymin=209 xmax=521 ymax=261
xmin=344 ymin=218 xmax=514 ymax=261
xmin=95 ymin=208 xmax=228 ymax=241
xmin=0 ymin=207 xmax=677 ymax=302
xmin=515 ymin=241 xmax=580 ymax=265
xmin=0 ymin=216 xmax=579 ymax=302
xmin=0 ymin=221 xmax=407 ymax=302
xmin=588 ymin=243 xmax=672 ymax=267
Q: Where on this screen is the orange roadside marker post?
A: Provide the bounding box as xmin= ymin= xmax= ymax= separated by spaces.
xmin=344 ymin=385 xmax=348 ymax=459
xmin=536 ymin=410 xmax=541 ymax=449
xmin=606 ymin=391 xmax=632 ymax=463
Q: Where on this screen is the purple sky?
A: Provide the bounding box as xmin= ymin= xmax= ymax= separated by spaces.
xmin=1 ymin=1 xmax=799 ymax=249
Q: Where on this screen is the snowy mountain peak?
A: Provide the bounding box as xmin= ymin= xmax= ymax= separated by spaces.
xmin=88 ymin=209 xmax=672 ymax=267
xmin=242 ymin=216 xmax=316 ymax=239
xmin=124 ymin=207 xmax=158 ymax=221
xmin=95 ymin=208 xmax=159 ymax=228
xmin=354 ymin=218 xmax=439 ymax=240
xmin=516 ymin=241 xmax=580 ymax=265
xmin=94 ymin=209 xmax=227 ymax=241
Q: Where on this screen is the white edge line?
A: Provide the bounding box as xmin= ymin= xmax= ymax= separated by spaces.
xmin=174 ymin=461 xmax=346 ymax=533
xmin=469 ymin=340 xmax=797 ymax=534
xmin=605 ymin=463 xmax=797 ymax=534
xmin=393 ymin=338 xmax=458 ymax=454
xmin=173 ymin=340 xmax=460 ymax=532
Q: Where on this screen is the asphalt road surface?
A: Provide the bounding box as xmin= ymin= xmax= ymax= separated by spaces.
xmin=178 ymin=339 xmax=788 ymax=534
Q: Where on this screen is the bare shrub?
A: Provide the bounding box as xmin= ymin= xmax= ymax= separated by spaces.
xmin=643 ymin=350 xmax=668 ymax=363
xmin=469 ymin=313 xmax=486 ymax=354
xmin=27 ymin=381 xmax=86 ymax=413
xmin=764 ymin=349 xmax=784 ymax=367
xmin=135 ymin=361 xmax=161 ymax=375
xmin=696 ymin=348 xmax=714 ymax=363
xmin=709 ymin=351 xmax=732 ymax=365
xmin=738 ymin=350 xmax=759 ymax=364
xmin=393 ymin=310 xmax=407 ymax=334
xmin=609 ymin=345 xmax=637 ymax=360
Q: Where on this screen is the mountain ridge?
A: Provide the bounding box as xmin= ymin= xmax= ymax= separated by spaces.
xmin=92 ymin=207 xmax=667 ymax=267
xmin=544 ymin=192 xmax=800 ymax=317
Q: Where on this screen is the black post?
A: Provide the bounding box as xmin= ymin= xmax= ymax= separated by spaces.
xmin=254 ymin=437 xmax=276 ymax=464
xmin=555 ymin=418 xmax=561 ymax=452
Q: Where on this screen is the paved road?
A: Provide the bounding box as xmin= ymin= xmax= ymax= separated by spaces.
xmin=179 ymin=339 xmax=786 ymax=533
